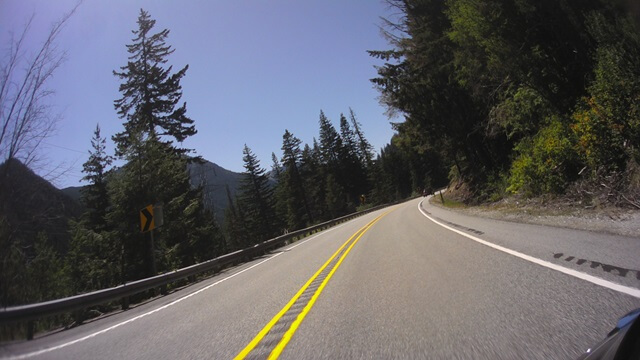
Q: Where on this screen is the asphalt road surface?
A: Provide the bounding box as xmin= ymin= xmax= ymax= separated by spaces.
xmin=2 ymin=197 xmax=640 ymax=359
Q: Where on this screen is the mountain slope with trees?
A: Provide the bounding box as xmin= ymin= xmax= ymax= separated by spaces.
xmin=369 ymin=0 xmax=640 ymax=206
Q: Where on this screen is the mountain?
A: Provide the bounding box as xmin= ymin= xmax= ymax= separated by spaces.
xmin=60 ymin=159 xmax=243 ymax=222
xmin=0 ymin=158 xmax=83 ymax=254
xmin=188 ymin=160 xmax=243 ymax=220
xmin=60 ymin=185 xmax=83 ymax=203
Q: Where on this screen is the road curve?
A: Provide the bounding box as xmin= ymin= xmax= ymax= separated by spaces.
xmin=2 ymin=197 xmax=639 ymax=359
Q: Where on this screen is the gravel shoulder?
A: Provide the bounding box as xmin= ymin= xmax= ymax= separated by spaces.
xmin=429 ymin=192 xmax=640 ymax=239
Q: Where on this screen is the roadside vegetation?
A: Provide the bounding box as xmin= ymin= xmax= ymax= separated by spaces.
xmin=370 ymin=0 xmax=640 ymax=209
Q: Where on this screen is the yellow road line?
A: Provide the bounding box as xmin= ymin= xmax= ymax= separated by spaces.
xmin=267 ymin=211 xmax=390 ymax=359
xmin=234 ymin=210 xmax=392 ymax=360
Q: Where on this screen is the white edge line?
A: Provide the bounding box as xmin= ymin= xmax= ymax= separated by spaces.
xmin=418 ymin=199 xmax=640 ymax=299
xmin=5 ymin=221 xmax=352 ymax=359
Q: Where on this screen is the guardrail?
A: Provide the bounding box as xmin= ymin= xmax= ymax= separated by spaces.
xmin=0 ymin=203 xmax=391 ymax=340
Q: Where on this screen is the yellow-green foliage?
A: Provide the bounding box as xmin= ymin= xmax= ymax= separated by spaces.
xmin=571 ymin=96 xmax=626 ymax=170
xmin=508 ymin=117 xmax=579 ymax=195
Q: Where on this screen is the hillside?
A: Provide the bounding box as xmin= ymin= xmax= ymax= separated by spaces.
xmin=0 ymin=159 xmax=83 ymax=254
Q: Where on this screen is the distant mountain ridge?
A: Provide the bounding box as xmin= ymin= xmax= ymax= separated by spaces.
xmin=61 ymin=159 xmax=243 ymax=221
xmin=188 ymin=160 xmax=243 ymax=220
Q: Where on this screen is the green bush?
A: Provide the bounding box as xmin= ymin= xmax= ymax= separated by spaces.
xmin=508 ymin=117 xmax=580 ymax=195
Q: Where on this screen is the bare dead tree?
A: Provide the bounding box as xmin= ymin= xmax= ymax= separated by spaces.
xmin=0 ymin=4 xmax=79 ymax=180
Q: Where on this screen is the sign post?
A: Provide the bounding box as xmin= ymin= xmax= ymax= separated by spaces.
xmin=140 ymin=204 xmax=164 ymax=279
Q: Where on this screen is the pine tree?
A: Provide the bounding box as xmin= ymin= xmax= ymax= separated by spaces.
xmin=108 ymin=10 xmax=222 ymax=280
xmin=348 ymin=108 xmax=374 ymax=168
xmin=237 ymin=145 xmax=279 ymax=243
xmin=300 ymin=142 xmax=327 ymax=221
xmin=223 ymin=185 xmax=248 ymax=250
xmin=66 ymin=221 xmax=119 ymax=293
xmin=281 ymin=130 xmax=313 ymax=229
xmin=270 ymin=152 xmax=288 ymax=231
xmin=339 ymin=113 xmax=367 ymax=207
xmin=271 ymin=152 xmax=282 ymax=178
xmin=113 ymin=9 xmax=195 ymax=156
xmin=318 ymin=111 xmax=342 ymax=166
xmin=66 ymin=124 xmax=119 ymax=294
xmin=80 ymin=124 xmax=112 ymax=230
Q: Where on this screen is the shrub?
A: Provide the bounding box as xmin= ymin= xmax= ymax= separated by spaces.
xmin=508 ymin=117 xmax=580 ymax=195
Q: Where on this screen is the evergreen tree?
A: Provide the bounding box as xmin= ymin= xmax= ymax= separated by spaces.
xmin=300 ymin=142 xmax=327 ymax=220
xmin=223 ymin=185 xmax=248 ymax=250
xmin=237 ymin=145 xmax=280 ymax=243
xmin=67 ymin=124 xmax=120 ymax=293
xmin=348 ymin=108 xmax=374 ymax=168
xmin=66 ymin=221 xmax=120 ymax=293
xmin=113 ymin=9 xmax=196 ymax=156
xmin=281 ymin=130 xmax=313 ymax=229
xmin=318 ymin=111 xmax=343 ymax=167
xmin=325 ymin=173 xmax=347 ymax=218
xmin=270 ymin=152 xmax=288 ymax=230
xmin=339 ymin=113 xmax=368 ymax=207
xmin=108 ymin=10 xmax=222 ymax=280
xmin=271 ymin=152 xmax=282 ymax=178
xmin=80 ymin=124 xmax=112 ymax=230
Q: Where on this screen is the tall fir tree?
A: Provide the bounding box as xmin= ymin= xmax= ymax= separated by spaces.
xmin=108 ymin=10 xmax=221 ymax=280
xmin=80 ymin=124 xmax=112 ymax=230
xmin=112 ymin=9 xmax=196 ymax=156
xmin=339 ymin=113 xmax=367 ymax=207
xmin=318 ymin=111 xmax=343 ymax=167
xmin=66 ymin=123 xmax=119 ymax=294
xmin=237 ymin=145 xmax=280 ymax=243
xmin=300 ymin=142 xmax=327 ymax=221
xmin=348 ymin=108 xmax=374 ymax=168
xmin=223 ymin=184 xmax=248 ymax=250
xmin=281 ymin=130 xmax=313 ymax=229
xmin=271 ymin=152 xmax=288 ymax=230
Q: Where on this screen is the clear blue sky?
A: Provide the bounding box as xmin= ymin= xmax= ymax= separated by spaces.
xmin=1 ymin=0 xmax=397 ymax=189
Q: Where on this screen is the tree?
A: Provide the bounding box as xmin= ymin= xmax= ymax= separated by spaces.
xmin=0 ymin=7 xmax=77 ymax=173
xmin=339 ymin=113 xmax=368 ymax=207
xmin=236 ymin=145 xmax=280 ymax=243
xmin=318 ymin=111 xmax=342 ymax=167
xmin=270 ymin=152 xmax=288 ymax=229
xmin=66 ymin=221 xmax=120 ymax=294
xmin=348 ymin=108 xmax=374 ymax=168
xmin=65 ymin=124 xmax=119 ymax=295
xmin=280 ymin=130 xmax=313 ymax=229
xmin=112 ymin=9 xmax=196 ymax=156
xmin=108 ymin=9 xmax=222 ymax=280
xmin=223 ymin=185 xmax=248 ymax=250
xmin=80 ymin=124 xmax=112 ymax=230
xmin=300 ymin=141 xmax=327 ymax=220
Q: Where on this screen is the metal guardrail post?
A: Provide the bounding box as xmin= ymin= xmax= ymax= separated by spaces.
xmin=26 ymin=320 xmax=34 ymax=340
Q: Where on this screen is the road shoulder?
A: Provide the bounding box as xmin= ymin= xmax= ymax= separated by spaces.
xmin=429 ymin=192 xmax=640 ymax=239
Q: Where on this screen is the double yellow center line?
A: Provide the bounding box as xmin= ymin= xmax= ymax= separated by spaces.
xmin=235 ymin=210 xmax=392 ymax=359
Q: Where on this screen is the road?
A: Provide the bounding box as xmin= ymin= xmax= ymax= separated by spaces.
xmin=2 ymin=197 xmax=639 ymax=359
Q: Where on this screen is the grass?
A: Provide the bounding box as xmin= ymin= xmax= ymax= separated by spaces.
xmin=429 ymin=193 xmax=467 ymax=209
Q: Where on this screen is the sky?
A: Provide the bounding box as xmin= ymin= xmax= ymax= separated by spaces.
xmin=0 ymin=0 xmax=398 ymax=189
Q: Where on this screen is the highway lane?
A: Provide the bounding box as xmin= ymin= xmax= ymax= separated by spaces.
xmin=282 ymin=197 xmax=640 ymax=359
xmin=2 ymin=197 xmax=640 ymax=359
